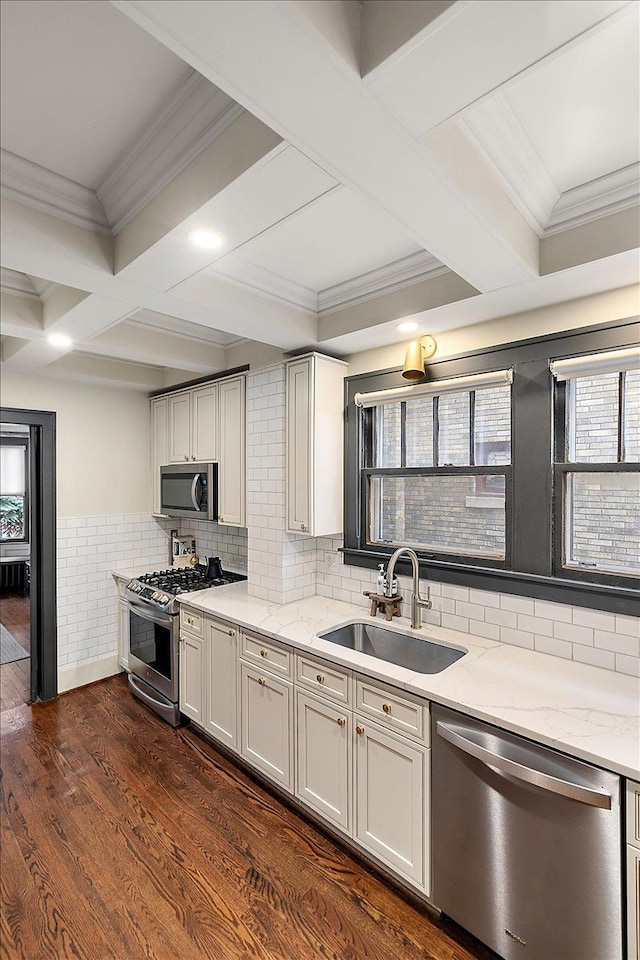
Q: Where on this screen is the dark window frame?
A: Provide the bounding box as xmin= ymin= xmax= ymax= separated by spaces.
xmin=343 ymin=316 xmax=640 ymax=616
xmin=0 ymin=436 xmax=30 ymax=543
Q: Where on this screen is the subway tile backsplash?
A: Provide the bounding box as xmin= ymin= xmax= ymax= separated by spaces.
xmin=316 ymin=536 xmax=640 ymax=678
xmin=58 ymin=513 xmax=248 ymax=672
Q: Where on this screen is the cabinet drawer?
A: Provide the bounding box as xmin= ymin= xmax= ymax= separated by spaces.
xmin=241 ymin=631 xmax=292 ymax=678
xmin=355 ymin=677 xmax=428 ymax=744
xmin=181 ymin=609 xmax=203 ymax=637
xmin=296 ymin=653 xmax=351 ymax=704
xmin=628 ymin=780 xmax=640 ymax=850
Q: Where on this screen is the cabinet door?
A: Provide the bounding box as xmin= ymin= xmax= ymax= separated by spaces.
xmin=205 ymin=618 xmax=238 ymax=751
xmin=354 ymin=718 xmax=428 ymax=890
xmin=169 ymin=393 xmax=192 ymax=463
xmin=192 ymin=384 xmax=218 ymax=462
xmin=629 ymin=846 xmax=640 ymax=960
xmin=296 ymin=691 xmax=351 ymax=832
xmin=240 ymin=662 xmax=292 ymax=791
xmin=286 ymin=358 xmax=312 ymax=534
xmin=179 ymin=633 xmax=204 ymax=724
xmin=218 ymin=377 xmax=245 ymax=526
xmin=150 ymin=397 xmax=169 ymax=514
xmin=117 ymin=601 xmax=129 ymax=671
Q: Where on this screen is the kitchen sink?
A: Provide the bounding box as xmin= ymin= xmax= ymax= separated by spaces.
xmin=317 ymin=621 xmax=466 ymax=674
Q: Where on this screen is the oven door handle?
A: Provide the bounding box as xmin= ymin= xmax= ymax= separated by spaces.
xmin=126 ymin=596 xmax=174 ymax=628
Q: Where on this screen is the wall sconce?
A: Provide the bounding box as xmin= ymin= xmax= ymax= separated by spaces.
xmin=402 ymin=335 xmax=437 ymax=380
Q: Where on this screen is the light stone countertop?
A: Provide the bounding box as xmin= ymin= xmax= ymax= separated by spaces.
xmin=113 ymin=572 xmax=640 ymax=780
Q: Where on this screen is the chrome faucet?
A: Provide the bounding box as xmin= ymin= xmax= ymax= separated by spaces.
xmin=385 ymin=547 xmax=432 ymax=629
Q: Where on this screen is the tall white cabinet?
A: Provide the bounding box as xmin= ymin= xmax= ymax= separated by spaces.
xmin=285 ymin=353 xmax=347 ymax=537
xmin=218 ymin=376 xmax=245 ymax=527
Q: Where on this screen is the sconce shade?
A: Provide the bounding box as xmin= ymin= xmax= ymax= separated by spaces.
xmin=402 ymin=335 xmax=437 ymax=380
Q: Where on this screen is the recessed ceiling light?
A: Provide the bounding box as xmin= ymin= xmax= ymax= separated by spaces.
xmin=47 ymin=333 xmax=72 ymax=348
xmin=396 ymin=321 xmax=419 ymax=333
xmin=188 ymin=229 xmax=224 ymax=250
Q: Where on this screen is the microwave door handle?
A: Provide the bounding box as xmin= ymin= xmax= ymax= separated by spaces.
xmin=191 ymin=474 xmax=201 ymax=511
xmin=436 ymin=721 xmax=612 ymax=809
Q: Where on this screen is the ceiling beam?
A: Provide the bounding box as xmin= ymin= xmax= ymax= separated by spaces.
xmin=113 ymin=0 xmax=539 ymax=292
xmin=86 ymin=321 xmax=226 ymax=373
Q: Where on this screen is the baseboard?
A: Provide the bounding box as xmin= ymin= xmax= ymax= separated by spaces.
xmin=58 ymin=654 xmax=121 ymax=694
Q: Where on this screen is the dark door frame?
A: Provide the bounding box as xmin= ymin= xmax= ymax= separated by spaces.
xmin=1 ymin=407 xmax=57 ymax=701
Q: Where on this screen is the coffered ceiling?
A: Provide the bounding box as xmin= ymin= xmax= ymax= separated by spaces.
xmin=1 ymin=0 xmax=638 ymax=391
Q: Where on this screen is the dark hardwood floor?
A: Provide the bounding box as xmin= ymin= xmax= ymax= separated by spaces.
xmin=0 ymin=674 xmax=497 ymax=960
xmin=0 ymin=592 xmax=30 ymax=713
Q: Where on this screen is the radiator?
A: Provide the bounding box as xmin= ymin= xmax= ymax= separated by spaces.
xmin=0 ymin=561 xmax=26 ymax=592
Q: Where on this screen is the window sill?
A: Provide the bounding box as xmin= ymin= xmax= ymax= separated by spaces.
xmin=341 ymin=547 xmax=639 ymax=617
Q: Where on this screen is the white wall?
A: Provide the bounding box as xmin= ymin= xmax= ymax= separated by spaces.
xmin=345 ymin=284 xmax=640 ymax=375
xmin=0 ymin=372 xmax=152 ymax=517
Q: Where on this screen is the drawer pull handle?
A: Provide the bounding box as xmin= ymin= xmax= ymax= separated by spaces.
xmin=356 ymin=725 xmax=365 ymax=736
xmin=228 ymin=630 xmax=236 ymax=637
xmin=260 ymin=649 xmax=268 ymax=658
xmin=258 ymin=677 xmax=266 ymax=686
xmin=336 ymin=717 xmax=346 ymax=727
xmin=316 ymin=674 xmax=325 ymax=684
xmin=382 ymin=702 xmax=392 ymax=715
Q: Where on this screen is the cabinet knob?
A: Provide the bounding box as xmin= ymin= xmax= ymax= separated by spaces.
xmin=228 ymin=629 xmax=236 ymax=637
xmin=191 ymin=456 xmax=196 ymax=461
xmin=260 ymin=649 xmax=268 ymax=658
xmin=219 ymin=516 xmax=224 ymax=523
xmin=258 ymin=677 xmax=266 ymax=686
xmin=301 ymin=524 xmax=308 ymax=532
xmin=382 ymin=703 xmax=392 ymax=715
xmin=316 ymin=674 xmax=325 ymax=684
xmin=356 ymin=725 xmax=365 ymax=736
xmin=336 ymin=717 xmax=346 ymax=728
xmin=183 ymin=455 xmax=189 ymax=461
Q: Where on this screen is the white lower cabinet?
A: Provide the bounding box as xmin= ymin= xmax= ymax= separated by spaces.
xmin=179 ymin=631 xmax=204 ymax=724
xmin=354 ymin=717 xmax=428 ymax=889
xmin=295 ymin=690 xmax=351 ymax=832
xmin=204 ymin=618 xmax=238 ymax=752
xmin=628 ymin=779 xmax=640 ymax=960
xmin=240 ymin=661 xmax=293 ymax=791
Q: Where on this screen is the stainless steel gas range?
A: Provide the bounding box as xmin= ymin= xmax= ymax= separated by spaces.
xmin=125 ymin=562 xmax=246 ymax=726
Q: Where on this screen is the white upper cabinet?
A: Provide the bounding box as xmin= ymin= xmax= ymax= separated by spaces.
xmin=218 ymin=376 xmax=246 ymax=527
xmin=150 ymin=374 xmax=245 ymax=526
xmin=285 ymin=354 xmax=347 ymax=537
xmin=150 ymin=397 xmax=169 ymax=515
xmin=191 ymin=384 xmax=218 ymax=462
xmin=168 ymin=392 xmax=192 ymax=462
xmin=168 ymin=383 xmax=218 ymax=463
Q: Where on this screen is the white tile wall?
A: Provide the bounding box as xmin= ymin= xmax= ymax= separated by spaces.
xmin=58 ymin=513 xmax=248 ymax=673
xmin=245 ymin=364 xmax=317 ymax=604
xmin=316 ymin=536 xmax=640 ymax=677
xmin=57 ymin=513 xmax=172 ymax=670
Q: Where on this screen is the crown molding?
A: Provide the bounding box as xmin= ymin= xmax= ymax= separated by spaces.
xmin=210 ymin=257 xmax=319 ymax=313
xmin=318 ymin=250 xmax=449 ymax=316
xmin=96 ymin=73 xmax=244 ymax=234
xmin=129 ymin=309 xmax=244 ymax=347
xmin=544 ymin=162 xmax=640 ymax=236
xmin=0 ymin=150 xmax=111 ymax=234
xmin=457 ymin=93 xmax=559 ymax=237
xmin=0 ymin=267 xmax=40 ymax=301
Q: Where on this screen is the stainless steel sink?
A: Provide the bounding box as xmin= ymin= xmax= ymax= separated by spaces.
xmin=317 ymin=621 xmax=466 ymax=674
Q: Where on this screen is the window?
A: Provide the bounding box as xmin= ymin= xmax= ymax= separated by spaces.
xmin=552 ymin=349 xmax=639 ymax=581
xmin=0 ymin=441 xmax=28 ymax=542
xmin=356 ymin=371 xmax=512 ymax=566
xmin=343 ymin=320 xmax=639 ymax=615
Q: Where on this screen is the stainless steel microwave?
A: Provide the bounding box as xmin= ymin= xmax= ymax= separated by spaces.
xmin=160 ymin=462 xmax=218 ymax=520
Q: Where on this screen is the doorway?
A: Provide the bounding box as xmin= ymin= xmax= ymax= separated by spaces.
xmin=0 ymin=408 xmax=56 ymax=710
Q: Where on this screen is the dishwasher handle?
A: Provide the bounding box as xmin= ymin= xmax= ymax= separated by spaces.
xmin=436 ymin=720 xmax=612 ymax=810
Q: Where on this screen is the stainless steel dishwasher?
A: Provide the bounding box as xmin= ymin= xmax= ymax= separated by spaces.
xmin=431 ymin=704 xmax=622 ymax=960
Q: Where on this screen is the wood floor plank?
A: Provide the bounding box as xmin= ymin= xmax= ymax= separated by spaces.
xmin=1 ymin=675 xmax=497 ymax=960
